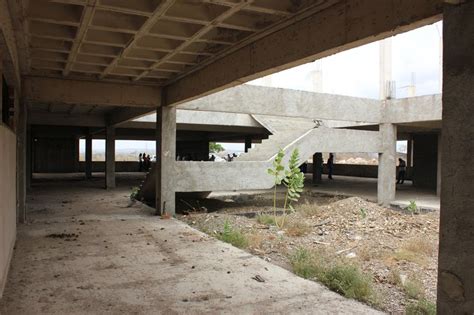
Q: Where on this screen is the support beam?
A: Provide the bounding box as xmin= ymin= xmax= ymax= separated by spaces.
xmin=438 ymin=2 xmax=474 ymax=313
xmin=85 ymin=134 xmax=92 ymax=179
xmin=24 ymin=77 xmax=161 ymax=108
xmin=377 ymin=123 xmax=396 ymax=206
xmin=155 ymin=105 xmax=176 ymax=216
xmin=179 ymin=85 xmax=383 ymax=123
xmin=166 ymin=0 xmax=443 ymax=106
xmin=105 ymin=126 xmax=115 ymax=189
xmin=29 ymin=111 xmax=106 ymax=127
xmin=312 ymin=153 xmax=323 ymax=184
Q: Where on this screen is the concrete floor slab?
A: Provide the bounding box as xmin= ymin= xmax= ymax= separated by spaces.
xmin=0 ymin=178 xmax=380 ymax=314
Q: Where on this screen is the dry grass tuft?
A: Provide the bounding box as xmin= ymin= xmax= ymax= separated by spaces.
xmin=392 ymin=238 xmax=434 ymax=266
xmin=285 ymin=220 xmax=311 ymax=237
xmin=298 ymin=203 xmax=323 ymax=218
xmin=247 ymin=233 xmax=264 ymax=250
xmin=403 ymin=238 xmax=434 ymax=257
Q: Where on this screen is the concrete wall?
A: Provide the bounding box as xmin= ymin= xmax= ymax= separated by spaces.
xmin=33 ymin=138 xmax=78 ymax=173
xmin=0 ymin=125 xmax=16 ymax=297
xmin=77 ymin=161 xmax=144 ymax=173
xmin=412 ymin=134 xmax=438 ymax=190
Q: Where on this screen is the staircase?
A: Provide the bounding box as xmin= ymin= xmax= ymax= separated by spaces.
xmin=137 ymin=115 xmax=382 ymax=202
xmin=236 ymin=115 xmax=316 ymax=161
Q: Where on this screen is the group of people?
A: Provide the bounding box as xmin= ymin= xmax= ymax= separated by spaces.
xmin=138 ymin=153 xmax=152 ymax=172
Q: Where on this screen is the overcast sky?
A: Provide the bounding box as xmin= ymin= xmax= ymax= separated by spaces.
xmin=84 ymin=22 xmax=443 ymax=154
xmin=249 ymin=21 xmax=442 ymax=99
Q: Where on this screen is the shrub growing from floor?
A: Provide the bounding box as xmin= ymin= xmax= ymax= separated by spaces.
xmin=290 ymin=248 xmax=376 ymax=305
xmin=405 ymin=298 xmax=436 ymax=315
xmin=218 ymin=221 xmax=248 ymax=249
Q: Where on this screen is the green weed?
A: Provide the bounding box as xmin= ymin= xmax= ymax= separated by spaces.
xmin=218 ymin=221 xmax=248 ymax=249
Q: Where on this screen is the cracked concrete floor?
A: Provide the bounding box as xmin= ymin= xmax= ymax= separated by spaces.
xmin=0 ymin=176 xmax=381 ymax=314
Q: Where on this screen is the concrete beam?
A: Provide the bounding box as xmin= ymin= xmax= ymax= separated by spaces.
xmin=179 ymin=85 xmax=382 ymax=122
xmin=29 ymin=111 xmax=106 ymax=127
xmin=385 ymin=94 xmax=442 ymax=123
xmin=107 ymin=107 xmax=153 ymax=127
xmin=24 ymin=77 xmax=161 ymax=108
xmin=166 ymin=0 xmax=443 ymax=106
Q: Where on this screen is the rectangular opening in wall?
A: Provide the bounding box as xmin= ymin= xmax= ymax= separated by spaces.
xmin=79 ymin=139 xmax=156 ymax=162
xmin=115 ymin=140 xmax=155 ymax=162
xmin=79 ymin=139 xmax=106 ymax=161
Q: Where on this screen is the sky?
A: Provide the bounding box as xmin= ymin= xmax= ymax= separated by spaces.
xmin=249 ymin=21 xmax=442 ymax=99
xmin=81 ymin=21 xmax=442 ymax=155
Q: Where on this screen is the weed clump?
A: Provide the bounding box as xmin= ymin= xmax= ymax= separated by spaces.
xmin=256 ymin=214 xmax=276 ymax=226
xmin=403 ymin=278 xmax=424 ymax=300
xmin=406 ymin=298 xmax=436 ymax=315
xmin=218 ymin=221 xmax=248 ymax=249
xmin=289 ymin=248 xmax=376 ymax=305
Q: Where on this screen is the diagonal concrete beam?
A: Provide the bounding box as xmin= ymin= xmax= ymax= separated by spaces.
xmin=165 ymin=0 xmax=443 ymax=106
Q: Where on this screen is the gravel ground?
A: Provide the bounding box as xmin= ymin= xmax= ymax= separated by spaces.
xmin=179 ymin=192 xmax=439 ymax=314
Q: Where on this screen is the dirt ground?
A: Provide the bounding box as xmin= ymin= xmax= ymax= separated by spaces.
xmin=178 ymin=191 xmax=439 ymax=314
xmin=0 ymin=176 xmax=381 ymax=315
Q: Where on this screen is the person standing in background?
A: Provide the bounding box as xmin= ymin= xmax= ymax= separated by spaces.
xmin=327 ymin=153 xmax=334 ymax=180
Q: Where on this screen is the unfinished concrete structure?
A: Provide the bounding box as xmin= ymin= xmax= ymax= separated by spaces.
xmin=0 ymin=0 xmax=472 ymax=313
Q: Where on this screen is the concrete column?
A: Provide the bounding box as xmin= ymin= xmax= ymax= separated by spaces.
xmin=0 ymin=50 xmax=2 ymax=123
xmin=26 ymin=124 xmax=32 ymax=189
xmin=312 ymin=153 xmax=323 ymax=184
xmin=406 ymin=137 xmax=413 ymax=168
xmin=436 ymin=133 xmax=441 ymax=197
xmin=85 ymin=134 xmax=92 ymax=179
xmin=16 ymin=97 xmax=26 ymax=223
xmin=105 ymin=126 xmax=115 ymax=189
xmin=156 ymin=105 xmax=176 ymax=215
xmin=438 ymin=3 xmax=474 ymax=313
xmin=377 ymin=123 xmax=396 ymax=206
xmin=244 ymin=136 xmax=252 ymax=153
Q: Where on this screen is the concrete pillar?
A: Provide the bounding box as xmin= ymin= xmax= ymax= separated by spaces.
xmin=16 ymin=97 xmax=26 ymax=223
xmin=377 ymin=123 xmax=396 ymax=206
xmin=26 ymin=125 xmax=32 ymax=189
xmin=156 ymin=105 xmax=176 ymax=215
xmin=406 ymin=137 xmax=413 ymax=168
xmin=312 ymin=153 xmax=323 ymax=184
xmin=244 ymin=136 xmax=252 ymax=153
xmin=0 ymin=50 xmax=2 ymax=123
xmin=438 ymin=3 xmax=474 ymax=313
xmin=85 ymin=134 xmax=92 ymax=179
xmin=105 ymin=126 xmax=115 ymax=189
xmin=436 ymin=133 xmax=441 ymax=197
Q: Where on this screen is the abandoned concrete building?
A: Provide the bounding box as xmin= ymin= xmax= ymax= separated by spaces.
xmin=0 ymin=0 xmax=472 ymax=313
